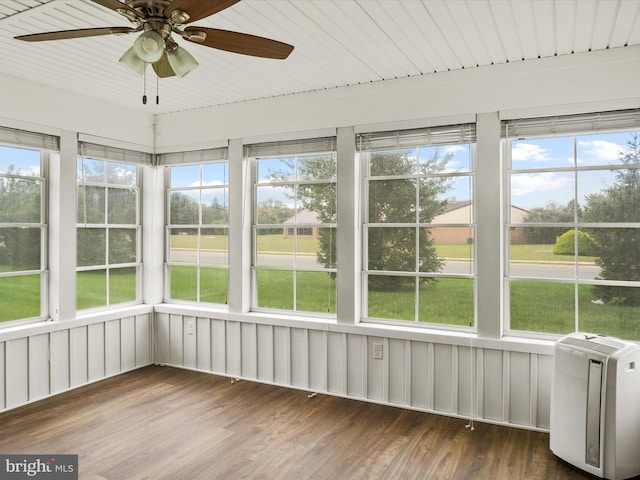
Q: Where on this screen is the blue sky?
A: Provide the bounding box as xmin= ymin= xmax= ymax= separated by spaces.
xmin=170 ymin=162 xmax=229 ymax=206
xmin=510 ymin=131 xmax=636 ymax=209
xmin=0 ymin=146 xmax=40 ymax=175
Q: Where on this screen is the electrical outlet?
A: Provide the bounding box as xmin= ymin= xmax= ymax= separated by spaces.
xmin=372 ymin=342 xmax=383 ymax=360
xmin=186 ymin=320 xmax=195 ymax=335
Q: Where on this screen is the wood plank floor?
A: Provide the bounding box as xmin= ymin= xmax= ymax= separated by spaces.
xmin=0 ymin=365 xmax=599 ymax=480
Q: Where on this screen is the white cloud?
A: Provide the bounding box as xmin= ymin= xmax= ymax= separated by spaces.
xmin=511 ymin=143 xmax=551 ymax=162
xmin=576 ymin=139 xmax=624 ymax=165
xmin=511 ymin=172 xmax=572 ymax=197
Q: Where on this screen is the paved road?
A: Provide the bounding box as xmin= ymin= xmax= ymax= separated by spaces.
xmin=170 ymin=249 xmax=601 ymax=280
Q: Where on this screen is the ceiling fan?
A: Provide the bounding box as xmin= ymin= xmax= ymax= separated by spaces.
xmin=14 ymin=0 xmax=294 ymax=80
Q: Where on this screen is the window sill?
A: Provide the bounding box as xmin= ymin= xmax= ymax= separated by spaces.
xmin=153 ymin=303 xmax=556 ymax=355
xmin=0 ymin=304 xmax=154 ymax=342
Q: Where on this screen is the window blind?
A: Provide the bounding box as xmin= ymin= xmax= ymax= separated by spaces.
xmin=0 ymin=126 xmax=59 ymax=151
xmin=357 ymin=123 xmax=476 ymax=151
xmin=79 ymin=141 xmax=152 ymax=165
xmin=244 ymin=136 xmax=336 ymax=158
xmin=156 ymin=147 xmax=228 ymax=165
xmin=502 ymin=109 xmax=640 ymax=139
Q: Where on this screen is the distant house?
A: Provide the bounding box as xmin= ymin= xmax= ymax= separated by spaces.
xmin=283 ymin=210 xmax=320 ymax=239
xmin=431 ymin=201 xmax=529 ymax=243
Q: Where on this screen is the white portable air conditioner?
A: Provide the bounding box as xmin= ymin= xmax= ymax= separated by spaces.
xmin=550 ymin=333 xmax=640 ymax=480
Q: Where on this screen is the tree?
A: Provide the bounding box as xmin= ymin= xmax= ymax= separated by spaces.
xmin=0 ymin=165 xmax=41 ymax=271
xmin=523 ymin=200 xmax=578 ymax=244
xmin=272 ymin=149 xmax=453 ymax=290
xmin=366 ymin=150 xmax=451 ymax=290
xmin=582 ymin=132 xmax=640 ymax=305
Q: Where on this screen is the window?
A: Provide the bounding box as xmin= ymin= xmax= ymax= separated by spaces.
xmin=359 ymin=124 xmax=475 ymax=327
xmin=248 ymin=138 xmax=337 ymax=314
xmin=77 ymin=154 xmax=141 ymax=310
xmin=506 ymin=110 xmax=640 ymax=340
xmin=166 ymin=161 xmax=229 ymax=304
xmin=0 ymin=145 xmax=46 ymax=323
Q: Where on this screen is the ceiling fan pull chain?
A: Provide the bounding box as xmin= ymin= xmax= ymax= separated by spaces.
xmin=142 ymin=67 xmax=147 ymax=105
xmin=156 ymin=75 xmax=159 ymax=105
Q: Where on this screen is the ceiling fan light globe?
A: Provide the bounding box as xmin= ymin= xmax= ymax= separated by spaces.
xmin=167 ymin=46 xmax=199 ymax=77
xmin=119 ymin=46 xmax=146 ymax=75
xmin=133 ymin=30 xmax=165 ymax=63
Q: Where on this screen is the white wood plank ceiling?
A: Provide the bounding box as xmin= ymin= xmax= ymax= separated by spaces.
xmin=0 ymin=0 xmax=639 ymax=115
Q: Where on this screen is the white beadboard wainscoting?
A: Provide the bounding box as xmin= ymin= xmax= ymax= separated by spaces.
xmin=154 ymin=306 xmax=555 ymax=431
xmin=0 ymin=306 xmax=153 ymax=413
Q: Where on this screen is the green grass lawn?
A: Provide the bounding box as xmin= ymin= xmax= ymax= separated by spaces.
xmin=4 ymin=241 xmax=638 ymax=341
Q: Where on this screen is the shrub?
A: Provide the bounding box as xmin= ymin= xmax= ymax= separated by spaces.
xmin=552 ymin=230 xmax=597 ymax=256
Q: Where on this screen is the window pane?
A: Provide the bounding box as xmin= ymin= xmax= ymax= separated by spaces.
xmin=0 ymin=146 xmax=40 ymax=175
xmin=256 ymin=269 xmax=293 ymax=309
xmin=79 ymin=159 xmax=105 ymax=183
xmin=511 ymin=171 xmax=574 ymax=212
xmin=108 ymin=188 xmax=137 ymax=224
xmin=200 ymin=228 xmax=228 ymax=266
xmin=580 ymin=169 xmax=640 ymax=222
xmin=419 ymin=278 xmax=474 ymax=326
xmin=169 ymin=228 xmax=197 ymax=263
xmin=77 ymin=228 xmax=106 ymax=266
xmin=509 ymin=234 xmax=575 ymax=280
xmin=170 ymin=265 xmax=197 ymax=301
xmin=258 ymin=158 xmax=294 ymax=183
xmin=202 ymin=162 xmax=228 ymax=185
xmin=77 ymin=186 xmax=105 ymax=224
xmin=0 ymin=275 xmax=40 ymax=322
xmin=170 ymin=190 xmax=199 ymax=225
xmin=201 ymin=188 xmax=228 ymax=224
xmin=109 ymin=267 xmax=136 ymax=304
xmin=0 ymin=178 xmax=41 ymax=223
xmin=109 ymin=228 xmax=137 ymax=264
xmin=170 ymin=164 xmax=200 ymax=188
xmin=425 ymin=227 xmax=473 ymax=275
xmin=200 ymin=267 xmax=228 ymax=304
xmin=509 ymin=281 xmax=574 ymax=334
xmin=314 ymin=227 xmax=336 ymax=269
xmin=431 ymin=197 xmax=473 ymax=225
xmin=582 ymin=227 xmax=640 ymax=283
xmin=368 ymin=275 xmax=415 ymax=320
xmin=296 ymin=271 xmax=336 ymax=313
xmin=256 ymin=227 xmax=292 ymax=267
xmin=511 ymin=137 xmax=574 ymax=170
xmin=434 ymin=178 xmax=472 ymax=216
xmin=421 ymin=144 xmax=471 ymax=172
xmin=580 ymin=285 xmax=640 ymax=340
xmin=368 ymin=227 xmax=415 ymax=271
xmin=77 ymin=270 xmax=106 ymax=309
xmin=106 ymin=161 xmax=136 ymax=185
xmin=256 ymin=185 xmax=293 ymax=223
xmin=370 ymin=149 xmax=416 ymax=176
xmin=298 ymin=183 xmax=336 ymax=223
xmin=369 ymin=179 xmax=416 ymax=223
xmin=577 ymin=132 xmax=636 ymax=168
xmin=297 ymin=154 xmax=336 ymax=181
xmin=0 ymin=228 xmax=41 ymax=271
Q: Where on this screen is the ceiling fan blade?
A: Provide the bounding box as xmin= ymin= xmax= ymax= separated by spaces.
xmin=14 ymin=27 xmax=136 ymax=42
xmin=165 ymin=0 xmax=240 ymax=24
xmin=91 ymin=0 xmax=143 ymax=19
xmin=184 ymin=27 xmax=294 ymax=59
xmin=153 ymin=54 xmax=177 ymax=78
